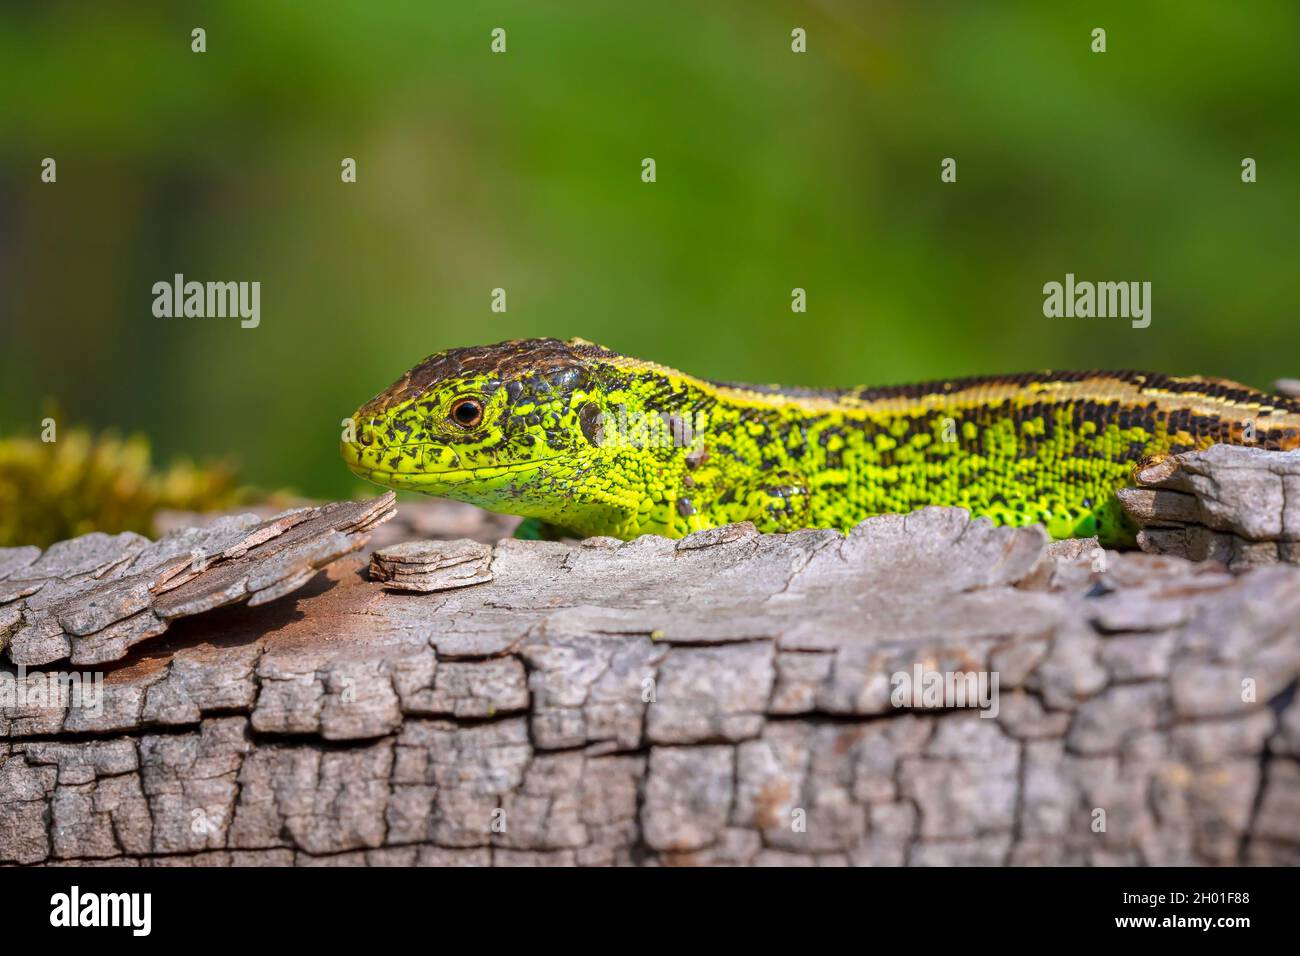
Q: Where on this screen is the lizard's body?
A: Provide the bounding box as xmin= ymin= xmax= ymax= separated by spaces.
xmin=342 ymin=338 xmax=1300 ymax=544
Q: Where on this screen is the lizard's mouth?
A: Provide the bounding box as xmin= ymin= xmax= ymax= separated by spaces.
xmin=343 ymin=450 xmax=557 ymax=487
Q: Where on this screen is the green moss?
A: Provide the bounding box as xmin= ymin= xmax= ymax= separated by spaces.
xmin=0 ymin=428 xmax=252 ymax=548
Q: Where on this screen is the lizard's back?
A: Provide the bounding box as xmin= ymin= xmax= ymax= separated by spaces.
xmin=690 ymin=368 xmax=1300 ymax=543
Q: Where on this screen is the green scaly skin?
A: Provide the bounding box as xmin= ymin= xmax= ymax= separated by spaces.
xmin=341 ymin=338 xmax=1300 ymax=545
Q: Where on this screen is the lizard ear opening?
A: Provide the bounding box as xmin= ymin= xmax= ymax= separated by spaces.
xmin=579 ymin=402 xmax=605 ymax=447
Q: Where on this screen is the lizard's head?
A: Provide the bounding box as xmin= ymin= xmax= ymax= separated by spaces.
xmin=341 ymin=337 xmax=620 ymax=527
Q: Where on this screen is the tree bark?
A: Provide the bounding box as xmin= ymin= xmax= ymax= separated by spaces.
xmin=2 ymin=452 xmax=1298 ymax=866
xmin=1119 ymin=445 xmax=1300 ymax=570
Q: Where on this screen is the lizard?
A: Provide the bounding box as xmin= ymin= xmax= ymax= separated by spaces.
xmin=340 ymin=336 xmax=1300 ymax=545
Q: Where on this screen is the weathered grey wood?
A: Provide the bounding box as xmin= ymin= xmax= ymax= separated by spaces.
xmin=370 ymin=540 xmax=495 ymax=592
xmin=3 ymin=495 xmax=1297 ymax=866
xmin=0 ymin=493 xmax=395 ymax=667
xmin=154 ymin=496 xmax=521 ymax=553
xmin=1118 ymin=444 xmax=1300 ymax=569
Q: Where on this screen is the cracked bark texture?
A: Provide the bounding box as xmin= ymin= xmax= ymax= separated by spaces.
xmin=0 ymin=493 xmax=396 ymax=667
xmin=1119 ymin=445 xmax=1300 ymax=570
xmin=3 ymin=463 xmax=1299 ymax=866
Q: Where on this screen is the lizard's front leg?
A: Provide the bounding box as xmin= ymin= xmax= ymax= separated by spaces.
xmin=710 ymin=469 xmax=812 ymax=534
xmin=512 ymin=517 xmax=576 ymax=541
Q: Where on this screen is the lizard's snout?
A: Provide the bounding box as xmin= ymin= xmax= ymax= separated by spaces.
xmin=340 ymin=405 xmax=406 ymax=476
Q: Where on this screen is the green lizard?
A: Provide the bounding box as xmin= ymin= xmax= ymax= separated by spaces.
xmin=341 ymin=337 xmax=1300 ymax=545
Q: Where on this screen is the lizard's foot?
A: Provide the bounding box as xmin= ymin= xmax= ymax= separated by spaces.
xmin=512 ymin=518 xmax=574 ymax=541
xmin=727 ymin=470 xmax=812 ymax=534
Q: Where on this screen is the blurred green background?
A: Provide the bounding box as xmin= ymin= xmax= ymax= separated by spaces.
xmin=3 ymin=0 xmax=1298 ymax=505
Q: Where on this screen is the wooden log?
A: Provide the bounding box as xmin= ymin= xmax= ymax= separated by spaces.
xmin=2 ymin=490 xmax=1297 ymax=865
xmin=1118 ymin=445 xmax=1300 ymax=569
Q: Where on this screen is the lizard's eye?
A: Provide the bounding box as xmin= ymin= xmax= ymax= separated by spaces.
xmin=449 ymin=397 xmax=484 ymax=429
